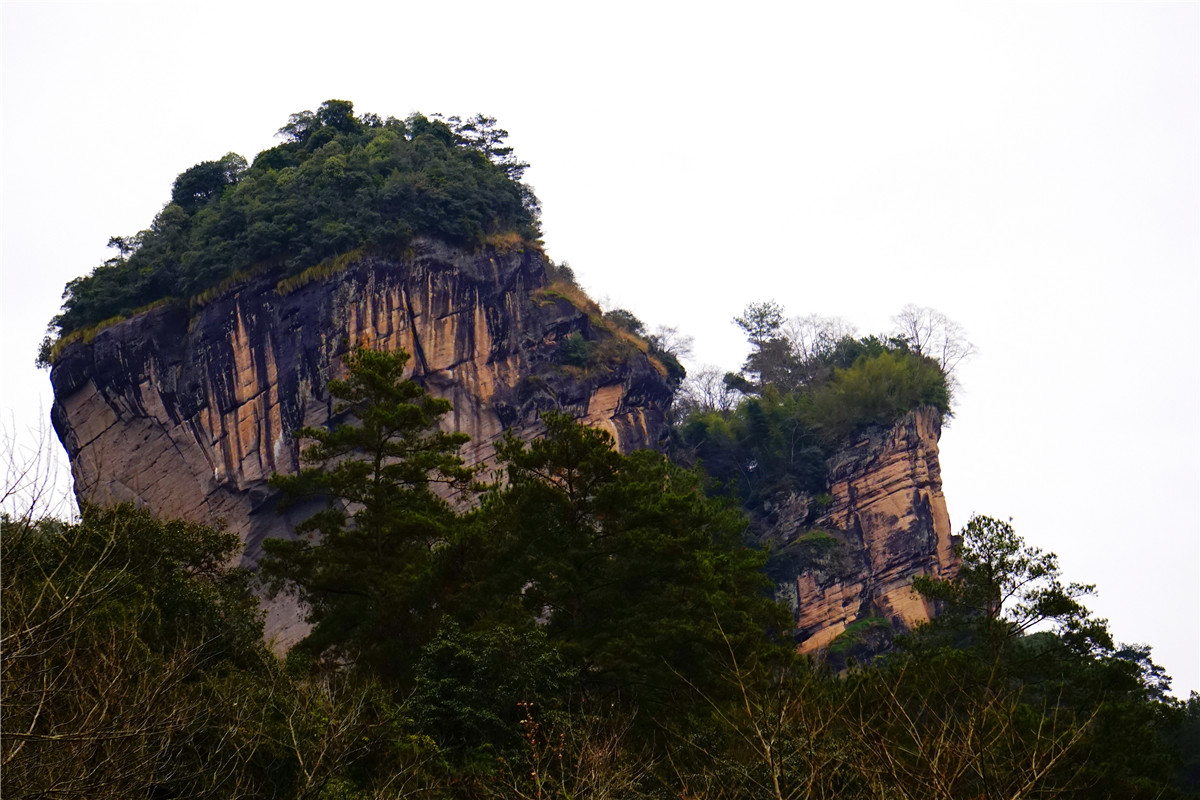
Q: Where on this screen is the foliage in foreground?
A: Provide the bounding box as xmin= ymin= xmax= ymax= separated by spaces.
xmin=262 ymin=346 xmax=788 ymax=718
xmin=0 ymin=505 xmax=437 ymax=799
xmin=6 ymin=344 xmax=1196 ymax=799
xmin=5 ymin=501 xmax=1195 ymax=799
xmin=262 ymin=345 xmax=474 ymax=678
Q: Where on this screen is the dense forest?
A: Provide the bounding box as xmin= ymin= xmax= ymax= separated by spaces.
xmin=10 ymin=103 xmax=1198 ymax=798
xmin=5 ymin=342 xmax=1197 ymax=798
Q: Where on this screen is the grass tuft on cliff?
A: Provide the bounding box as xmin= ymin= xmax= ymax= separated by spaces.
xmin=47 ymin=101 xmax=542 ymax=345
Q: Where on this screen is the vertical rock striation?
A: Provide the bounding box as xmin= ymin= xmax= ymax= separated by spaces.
xmin=49 ymin=240 xmax=674 ymax=641
xmin=763 ymin=407 xmax=957 ymax=654
xmin=48 ymin=238 xmax=958 ymax=653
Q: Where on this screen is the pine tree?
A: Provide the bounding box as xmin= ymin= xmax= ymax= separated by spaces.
xmin=262 ymin=345 xmax=473 ymax=677
xmin=477 ymin=412 xmax=788 ymax=706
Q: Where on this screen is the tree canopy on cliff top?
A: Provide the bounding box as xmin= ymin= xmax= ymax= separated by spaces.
xmin=48 ymin=100 xmax=542 ymax=340
xmin=674 ymin=301 xmax=953 ymax=508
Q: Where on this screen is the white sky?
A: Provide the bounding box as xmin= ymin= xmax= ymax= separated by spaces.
xmin=3 ymin=1 xmax=1197 ymax=695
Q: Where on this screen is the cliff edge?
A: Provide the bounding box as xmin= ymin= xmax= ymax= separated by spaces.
xmin=761 ymin=407 xmax=957 ymax=656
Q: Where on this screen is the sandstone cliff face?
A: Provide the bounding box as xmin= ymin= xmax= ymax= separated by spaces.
xmin=50 ymin=240 xmax=673 ymax=640
xmin=49 ymin=239 xmax=956 ymax=654
xmin=762 ymin=407 xmax=957 ymax=655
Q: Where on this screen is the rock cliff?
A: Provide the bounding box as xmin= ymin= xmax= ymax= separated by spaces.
xmin=49 ymin=240 xmax=674 ymax=641
xmin=49 ymin=238 xmax=957 ymax=654
xmin=761 ymin=407 xmax=957 ymax=656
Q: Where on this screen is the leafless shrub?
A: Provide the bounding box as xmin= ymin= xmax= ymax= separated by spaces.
xmin=677 ymin=366 xmax=740 ymax=417
xmin=0 ymin=520 xmax=247 ymax=798
xmin=486 ymin=701 xmax=652 ymax=800
xmin=843 ymin=661 xmax=1096 ymax=800
xmin=890 ymin=305 xmax=977 ymax=382
xmin=650 ymin=325 xmax=694 ymax=362
xmin=781 ymin=314 xmax=858 ymax=364
xmin=2 ymin=413 xmax=74 ymax=525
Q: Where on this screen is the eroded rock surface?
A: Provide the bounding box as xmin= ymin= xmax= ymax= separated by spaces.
xmin=763 ymin=408 xmax=957 ymax=654
xmin=49 ymin=239 xmax=957 ymax=654
xmin=50 ymin=240 xmax=673 ymax=643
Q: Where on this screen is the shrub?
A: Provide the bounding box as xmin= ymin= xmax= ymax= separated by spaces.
xmin=766 ymin=529 xmax=858 ymax=584
xmin=557 ymin=331 xmax=596 ymax=368
xmin=534 ymin=280 xmax=601 ymax=317
xmin=808 ymin=350 xmax=949 ymax=442
xmin=827 ymin=615 xmax=892 ymax=656
xmin=603 ymin=308 xmax=645 ymax=336
xmin=411 ymin=621 xmax=574 ymax=753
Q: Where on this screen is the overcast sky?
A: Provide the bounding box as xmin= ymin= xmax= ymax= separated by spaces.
xmin=3 ymin=2 xmax=1197 ymax=695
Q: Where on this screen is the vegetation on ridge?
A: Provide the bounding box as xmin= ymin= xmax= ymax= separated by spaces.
xmin=672 ymin=302 xmax=955 ymax=509
xmin=44 ymin=100 xmax=542 ymax=348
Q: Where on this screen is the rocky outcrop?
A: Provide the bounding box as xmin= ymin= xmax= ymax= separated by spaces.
xmin=49 ymin=240 xmax=674 ymax=641
xmin=763 ymin=408 xmax=957 ymax=655
xmin=48 ymin=238 xmax=957 ymax=654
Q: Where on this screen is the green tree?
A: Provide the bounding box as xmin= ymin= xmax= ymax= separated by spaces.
xmin=475 ymin=412 xmax=788 ymax=708
xmin=315 ymin=98 xmax=360 ymax=133
xmin=262 ymin=345 xmax=474 ymax=679
xmin=170 ymin=152 xmax=247 ymax=212
xmin=734 ymin=301 xmax=785 ymax=351
xmin=677 ymin=516 xmax=1195 ymax=800
xmin=1 ymin=505 xmax=270 ymax=799
xmin=48 ymin=101 xmax=542 ymax=343
xmin=449 ymin=113 xmax=530 ymax=180
xmin=901 ymin=515 xmax=1191 ymax=798
xmin=734 ymin=301 xmax=795 ymax=390
xmin=410 ymin=621 xmax=575 ymax=752
xmin=678 ymin=388 xmax=827 ymax=507
xmin=913 ymin=515 xmax=1111 ymax=657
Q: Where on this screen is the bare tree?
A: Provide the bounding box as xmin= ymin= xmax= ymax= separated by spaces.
xmin=844 ymin=661 xmax=1097 ymax=800
xmin=649 ymin=325 xmax=694 ymax=362
xmin=2 ymin=413 xmax=75 ymax=525
xmin=487 ymin=701 xmax=652 ymax=800
xmin=0 ymin=431 xmax=273 ymax=799
xmin=890 ymin=305 xmax=977 ymax=381
xmin=667 ymin=622 xmax=857 ymax=800
xmin=676 ymin=366 xmax=741 ymax=417
xmin=781 ymin=314 xmax=857 ymax=364
xmin=257 ymin=667 xmax=439 ymax=800
xmin=0 ymin=517 xmax=257 ymax=799
xmin=666 ymin=609 xmax=1103 ymax=800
